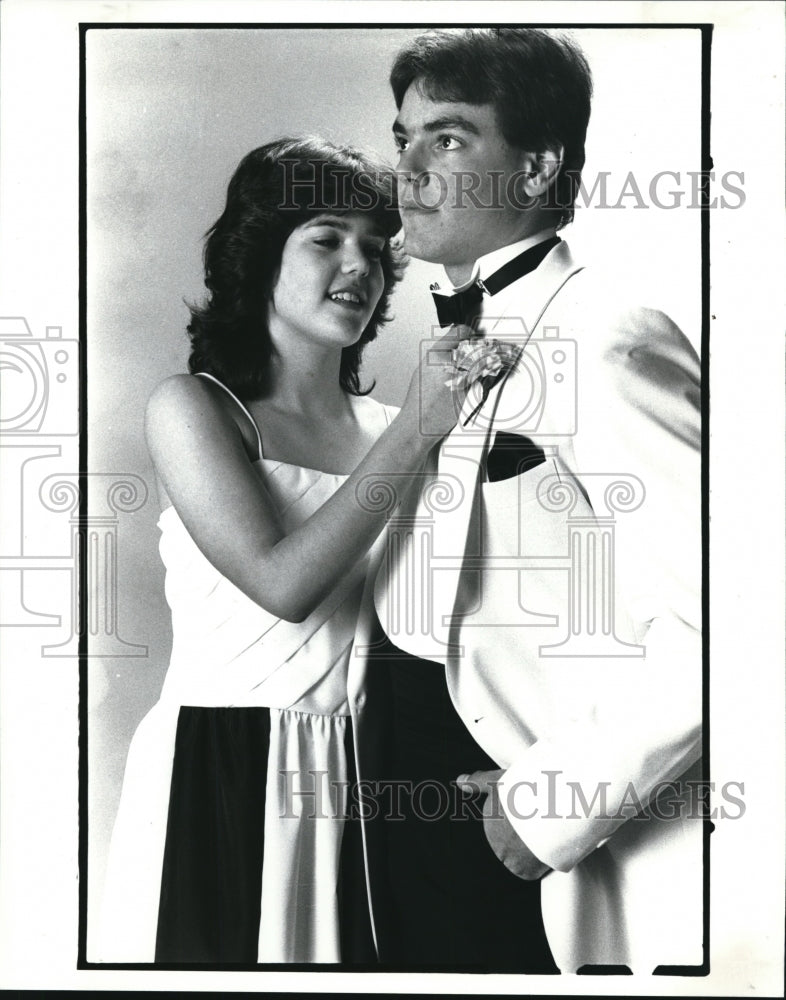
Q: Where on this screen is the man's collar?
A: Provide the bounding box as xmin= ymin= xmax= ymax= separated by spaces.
xmin=448 ymin=227 xmax=560 ymax=293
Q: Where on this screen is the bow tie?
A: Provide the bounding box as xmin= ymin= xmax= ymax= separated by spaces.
xmin=432 ymin=235 xmax=561 ymax=328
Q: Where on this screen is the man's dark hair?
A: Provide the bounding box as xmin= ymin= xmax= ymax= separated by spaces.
xmin=187 ymin=136 xmax=403 ymax=399
xmin=390 ymin=28 xmax=593 ymax=227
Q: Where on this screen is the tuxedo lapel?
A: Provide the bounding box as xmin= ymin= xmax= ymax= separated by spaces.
xmin=483 ymin=241 xmax=583 ymax=431
xmin=374 ymin=241 xmax=583 ymax=662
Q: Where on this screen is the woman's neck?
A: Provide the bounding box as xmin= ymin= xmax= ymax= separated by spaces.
xmin=264 ymin=346 xmax=348 ymax=417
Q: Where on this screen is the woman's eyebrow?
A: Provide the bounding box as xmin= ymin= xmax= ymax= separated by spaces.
xmin=302 ymin=216 xmax=386 ymax=243
xmin=301 ymin=215 xmax=349 ymax=230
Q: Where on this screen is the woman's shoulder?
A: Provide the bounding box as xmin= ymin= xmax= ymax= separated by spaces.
xmin=149 ymin=371 xmax=210 ymax=400
xmin=149 ymin=371 xmax=241 ymax=408
xmin=147 ymin=373 xmax=262 ymax=464
xmin=351 ymin=394 xmax=400 ymax=431
xmin=146 ymin=373 xmax=237 ymax=441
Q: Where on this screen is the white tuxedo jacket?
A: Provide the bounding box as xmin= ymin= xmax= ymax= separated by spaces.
xmin=349 ymin=240 xmax=703 ymax=973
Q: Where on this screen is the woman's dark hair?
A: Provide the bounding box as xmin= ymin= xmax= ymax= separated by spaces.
xmin=390 ymin=28 xmax=592 ymax=228
xmin=187 ymin=137 xmax=404 ymax=398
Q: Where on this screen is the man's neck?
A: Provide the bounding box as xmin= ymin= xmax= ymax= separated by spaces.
xmin=443 ymin=261 xmax=477 ymax=287
xmin=443 ymin=226 xmax=559 ymax=290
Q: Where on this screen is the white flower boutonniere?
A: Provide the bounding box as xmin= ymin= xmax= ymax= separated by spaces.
xmin=445 ymin=337 xmax=521 ymax=425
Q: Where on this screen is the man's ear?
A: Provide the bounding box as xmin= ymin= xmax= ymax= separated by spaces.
xmin=517 ymin=146 xmax=564 ymax=198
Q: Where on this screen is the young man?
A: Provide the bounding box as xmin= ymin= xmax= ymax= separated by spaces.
xmin=349 ymin=28 xmax=702 ymax=974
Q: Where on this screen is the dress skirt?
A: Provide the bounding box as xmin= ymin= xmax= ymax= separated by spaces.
xmin=98 ymin=703 xmax=374 ymax=965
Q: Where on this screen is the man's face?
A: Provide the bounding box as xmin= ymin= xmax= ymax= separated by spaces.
xmin=393 ymin=83 xmax=533 ymax=276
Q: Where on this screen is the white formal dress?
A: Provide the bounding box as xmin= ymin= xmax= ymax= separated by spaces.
xmin=96 ymin=375 xmax=393 ymax=963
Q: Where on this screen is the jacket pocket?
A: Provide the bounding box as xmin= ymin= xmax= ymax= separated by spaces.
xmin=481 ymin=458 xmax=559 ymax=510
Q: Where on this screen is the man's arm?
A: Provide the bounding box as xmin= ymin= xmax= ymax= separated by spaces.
xmin=472 ymin=303 xmax=702 ymax=875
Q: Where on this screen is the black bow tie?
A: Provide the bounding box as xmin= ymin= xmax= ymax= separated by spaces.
xmin=432 ymin=236 xmax=561 ymax=328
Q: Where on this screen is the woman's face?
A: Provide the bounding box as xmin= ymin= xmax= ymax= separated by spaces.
xmin=267 ymin=212 xmax=386 ymax=353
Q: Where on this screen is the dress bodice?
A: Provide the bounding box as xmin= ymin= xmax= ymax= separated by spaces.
xmin=156 ymin=375 xmax=394 ymax=712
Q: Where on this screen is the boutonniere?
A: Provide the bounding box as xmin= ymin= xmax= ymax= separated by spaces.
xmin=444 ymin=337 xmax=521 ymax=426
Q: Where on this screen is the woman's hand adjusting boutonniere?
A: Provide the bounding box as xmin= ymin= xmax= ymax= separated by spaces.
xmin=444 ymin=338 xmax=521 ymax=426
xmin=456 ymin=770 xmax=550 ymax=881
xmin=404 ymin=323 xmax=476 ymax=438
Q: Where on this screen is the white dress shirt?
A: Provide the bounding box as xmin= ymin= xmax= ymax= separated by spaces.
xmin=444 ymin=226 xmax=560 ymax=294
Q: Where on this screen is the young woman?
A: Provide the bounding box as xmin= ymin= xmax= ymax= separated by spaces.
xmin=97 ymin=137 xmax=467 ymax=965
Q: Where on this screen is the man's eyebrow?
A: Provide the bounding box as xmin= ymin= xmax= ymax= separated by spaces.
xmin=424 ymin=115 xmax=481 ymax=135
xmin=392 ymin=115 xmax=482 ymax=137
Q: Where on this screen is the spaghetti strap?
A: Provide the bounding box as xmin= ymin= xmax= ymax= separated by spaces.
xmin=194 ymin=372 xmax=264 ymax=460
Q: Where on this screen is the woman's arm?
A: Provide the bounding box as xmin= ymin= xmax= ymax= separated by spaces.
xmin=146 ymin=331 xmax=466 ymax=623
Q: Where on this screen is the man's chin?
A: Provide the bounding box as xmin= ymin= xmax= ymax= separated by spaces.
xmin=401 ymin=230 xmax=449 ymax=265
